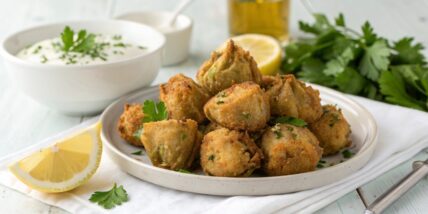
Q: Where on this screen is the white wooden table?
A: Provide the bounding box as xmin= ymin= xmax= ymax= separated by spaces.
xmin=1 ymin=0 xmax=428 ymax=213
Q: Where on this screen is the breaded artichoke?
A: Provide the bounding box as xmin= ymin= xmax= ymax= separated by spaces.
xmin=261 ymin=123 xmax=323 ymax=176
xmin=309 ymin=105 xmax=352 ymax=156
xmin=204 ymin=82 xmax=270 ymax=131
xmin=117 ymin=103 xmax=144 ymax=147
xmin=140 ymin=119 xmax=201 ymax=170
xmin=200 ymin=128 xmax=263 ymax=177
xmin=160 ymin=74 xmax=210 ymax=123
xmin=264 ymin=75 xmax=322 ymax=123
xmin=196 ymin=40 xmax=262 ymax=95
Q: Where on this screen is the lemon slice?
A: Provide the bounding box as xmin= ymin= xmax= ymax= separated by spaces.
xmin=9 ymin=122 xmax=102 ymax=193
xmin=229 ymin=34 xmax=282 ymax=75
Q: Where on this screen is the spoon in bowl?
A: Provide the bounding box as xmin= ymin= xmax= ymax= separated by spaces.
xmin=158 ymin=0 xmax=194 ymax=31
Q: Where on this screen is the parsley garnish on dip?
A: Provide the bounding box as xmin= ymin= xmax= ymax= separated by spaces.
xmin=16 ymin=26 xmax=148 ymax=65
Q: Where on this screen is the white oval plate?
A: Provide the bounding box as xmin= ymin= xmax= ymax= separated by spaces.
xmin=100 ymin=84 xmax=378 ymax=196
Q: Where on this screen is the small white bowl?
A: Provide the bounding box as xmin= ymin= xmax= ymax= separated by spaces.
xmin=117 ymin=11 xmax=192 ymax=66
xmin=0 ymin=20 xmax=165 ymax=116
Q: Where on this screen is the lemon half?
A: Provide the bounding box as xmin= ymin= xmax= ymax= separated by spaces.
xmin=228 ymin=34 xmax=282 ymax=75
xmin=9 ymin=122 xmax=102 ymax=193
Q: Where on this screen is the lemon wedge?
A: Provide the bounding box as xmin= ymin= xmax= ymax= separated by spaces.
xmin=9 ymin=122 xmax=102 ymax=193
xmin=229 ymin=34 xmax=282 ymax=75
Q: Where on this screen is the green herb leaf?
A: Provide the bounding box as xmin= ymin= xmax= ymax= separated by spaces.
xmin=274 ymin=116 xmax=307 ymax=127
xmin=132 ymin=128 xmax=143 ymax=141
xmin=61 ymin=26 xmax=74 ymax=51
xmin=379 ymin=70 xmax=425 ymax=110
xmin=131 ymin=150 xmax=143 ymax=155
xmin=335 ymin=13 xmax=345 ymax=27
xmin=342 ymin=150 xmax=354 ymax=159
xmin=361 ymin=21 xmax=378 ymax=46
xmin=323 ymin=46 xmax=355 ymax=76
xmin=208 ymin=154 xmax=215 ymax=161
xmin=60 ymin=26 xmax=102 ymax=60
xmin=177 ymin=169 xmax=193 ymax=174
xmin=359 ymin=40 xmax=391 ymax=81
xmin=89 ymin=183 xmax=128 ymax=209
xmin=335 ymin=67 xmax=366 ymax=94
xmin=391 ymin=37 xmax=426 ymax=65
xmin=391 ymin=65 xmax=428 ymax=95
xmin=281 ymin=13 xmax=428 ymax=112
xmin=142 ymin=100 xmax=168 ymax=123
xmin=299 ymin=58 xmax=336 ymax=87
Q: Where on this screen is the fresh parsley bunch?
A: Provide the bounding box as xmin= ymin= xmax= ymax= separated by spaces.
xmin=282 ymin=13 xmax=428 ymax=111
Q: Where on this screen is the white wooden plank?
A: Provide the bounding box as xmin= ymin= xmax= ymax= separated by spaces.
xmin=358 ymin=151 xmax=428 ymax=213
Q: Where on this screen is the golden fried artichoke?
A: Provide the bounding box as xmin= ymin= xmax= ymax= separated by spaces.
xmin=196 ymin=40 xmax=262 ymax=95
xmin=264 ymin=75 xmax=322 ymax=123
xmin=140 ymin=119 xmax=201 ymax=170
xmin=160 ymin=74 xmax=210 ymax=123
xmin=200 ymin=128 xmax=263 ymax=177
xmin=204 ymin=82 xmax=270 ymax=131
xmin=309 ymin=105 xmax=352 ymax=156
xmin=261 ymin=123 xmax=323 ymax=176
xmin=117 ymin=103 xmax=144 ymax=147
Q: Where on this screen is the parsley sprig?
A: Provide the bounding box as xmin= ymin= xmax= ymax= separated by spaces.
xmin=60 ymin=26 xmax=106 ymax=61
xmin=142 ymin=100 xmax=168 ymax=122
xmin=271 ymin=116 xmax=307 ymax=127
xmin=89 ymin=183 xmax=128 ymax=209
xmin=282 ymin=13 xmax=428 ymax=111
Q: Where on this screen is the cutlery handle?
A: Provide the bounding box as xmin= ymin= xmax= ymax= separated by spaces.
xmin=365 ymin=161 xmax=428 ymax=214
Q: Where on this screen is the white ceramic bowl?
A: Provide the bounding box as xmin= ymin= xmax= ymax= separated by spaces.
xmin=100 ymin=84 xmax=378 ymax=196
xmin=0 ymin=20 xmax=165 ymax=115
xmin=117 ymin=11 xmax=192 ymax=66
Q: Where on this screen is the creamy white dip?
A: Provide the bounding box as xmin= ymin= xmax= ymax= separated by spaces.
xmin=16 ymin=34 xmax=148 ymax=65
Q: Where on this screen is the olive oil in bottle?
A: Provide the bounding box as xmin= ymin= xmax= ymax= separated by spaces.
xmin=228 ymin=0 xmax=290 ymax=42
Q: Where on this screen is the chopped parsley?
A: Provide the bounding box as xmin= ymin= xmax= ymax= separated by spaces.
xmin=291 ymin=133 xmax=298 ymax=140
xmin=177 ymin=169 xmax=193 ymax=174
xmin=131 ymin=150 xmax=143 ymax=155
xmin=32 ymin=45 xmax=42 ymax=54
xmin=180 ymin=133 xmax=187 ymax=140
xmin=113 ymin=35 xmax=122 ymax=40
xmin=114 ymin=42 xmax=129 ymax=48
xmin=89 ymin=183 xmax=128 ymax=209
xmin=274 ymin=116 xmax=307 ymax=127
xmin=329 ymin=114 xmax=340 ymax=127
xmin=272 ymin=124 xmax=282 ymax=139
xmin=216 ymin=100 xmax=225 ymax=104
xmin=342 ymin=149 xmax=354 ymax=159
xmin=132 ymin=128 xmax=143 ymax=141
xmin=208 ymin=154 xmax=215 ymax=161
xmin=40 ymin=55 xmax=48 ymax=63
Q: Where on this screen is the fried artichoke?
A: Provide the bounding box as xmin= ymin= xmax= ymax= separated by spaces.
xmin=140 ymin=119 xmax=201 ymax=170
xmin=200 ymin=128 xmax=263 ymax=177
xmin=309 ymin=105 xmax=352 ymax=156
xmin=264 ymin=75 xmax=322 ymax=123
xmin=204 ymin=82 xmax=270 ymax=131
xmin=160 ymin=74 xmax=210 ymax=123
xmin=117 ymin=103 xmax=144 ymax=147
xmin=261 ymin=123 xmax=323 ymax=176
xmin=196 ymin=40 xmax=262 ymax=95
